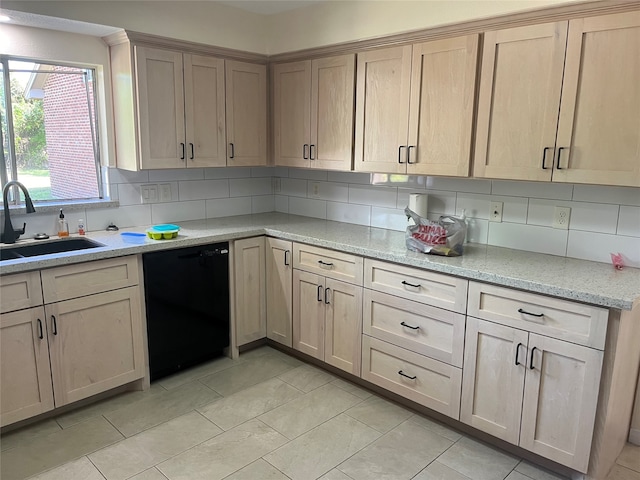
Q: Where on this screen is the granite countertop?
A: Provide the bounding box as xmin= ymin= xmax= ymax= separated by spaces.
xmin=1 ymin=212 xmax=639 ymax=311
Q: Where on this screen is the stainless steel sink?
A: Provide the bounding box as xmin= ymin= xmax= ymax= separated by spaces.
xmin=0 ymin=238 xmax=105 ymax=261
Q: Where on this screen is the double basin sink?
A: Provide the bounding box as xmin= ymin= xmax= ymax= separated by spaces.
xmin=0 ymin=238 xmax=105 ymax=262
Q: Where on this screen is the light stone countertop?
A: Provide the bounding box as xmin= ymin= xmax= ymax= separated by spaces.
xmin=1 ymin=212 xmax=639 ymax=311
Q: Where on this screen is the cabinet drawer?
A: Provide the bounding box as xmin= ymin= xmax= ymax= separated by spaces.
xmin=363 ymin=290 xmax=464 ymax=367
xmin=293 ymin=243 xmax=363 ymax=285
xmin=468 ymin=282 xmax=608 ymax=349
xmin=361 ymin=335 xmax=461 ymax=419
xmin=41 ymin=256 xmax=140 ymax=303
xmin=0 ymin=271 xmax=42 ymax=314
xmin=364 ymin=259 xmax=467 ymax=313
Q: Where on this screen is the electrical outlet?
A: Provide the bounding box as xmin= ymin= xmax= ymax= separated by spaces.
xmin=310 ymin=182 xmax=320 ymax=198
xmin=141 ymin=184 xmax=158 ymax=204
xmin=553 ymin=206 xmax=571 ymax=229
xmin=159 ymin=183 xmax=172 ymax=202
xmin=490 ymin=201 xmax=503 ymax=222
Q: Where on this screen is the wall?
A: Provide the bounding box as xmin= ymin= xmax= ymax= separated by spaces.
xmin=0 ymin=23 xmax=115 ymax=172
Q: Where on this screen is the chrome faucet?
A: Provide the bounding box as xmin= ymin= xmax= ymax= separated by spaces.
xmin=2 ymin=181 xmax=36 ymax=244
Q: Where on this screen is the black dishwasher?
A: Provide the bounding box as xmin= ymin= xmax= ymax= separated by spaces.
xmin=143 ymin=242 xmax=229 ymax=381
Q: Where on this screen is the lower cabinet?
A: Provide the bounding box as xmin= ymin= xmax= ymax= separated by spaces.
xmin=461 ymin=316 xmax=604 ymax=473
xmin=233 ymin=237 xmax=267 ymax=347
xmin=266 ymin=237 xmax=293 ymax=347
xmin=292 ymin=269 xmax=362 ymax=375
xmin=0 ymin=256 xmax=146 ymax=427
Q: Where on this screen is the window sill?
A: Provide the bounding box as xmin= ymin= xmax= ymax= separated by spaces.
xmin=0 ymin=199 xmax=119 ymax=217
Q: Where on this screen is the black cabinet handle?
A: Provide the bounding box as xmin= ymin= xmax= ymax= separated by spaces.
xmin=515 ymin=342 xmax=523 ymax=366
xmin=398 ymin=370 xmax=416 ymax=380
xmin=529 ymin=346 xmax=537 ymax=370
xmin=317 ymin=285 xmax=323 ymax=302
xmin=542 ymin=147 xmax=551 ymax=170
xmin=180 ymin=143 xmax=185 ymax=160
xmin=398 ymin=146 xmax=405 ymax=164
xmin=518 ymin=308 xmax=544 ymax=318
xmin=189 ymin=143 xmax=194 ymax=160
xmin=284 ymin=250 xmax=290 ymax=266
xmin=401 ymin=280 xmax=420 ymax=289
xmin=51 ymin=315 xmax=57 ymax=336
xmin=229 ymin=143 xmax=235 ymax=159
xmin=318 ymin=260 xmax=333 ymax=268
xmin=324 ymin=287 xmax=330 ymax=304
xmin=37 ymin=318 xmax=43 ymax=339
xmin=556 ymin=147 xmax=566 ymax=170
xmin=303 ymin=144 xmax=309 ymax=160
xmin=310 ymin=144 xmax=316 ymax=160
xmin=400 ymin=321 xmax=419 ymax=330
xmin=407 ymin=145 xmax=415 ymax=164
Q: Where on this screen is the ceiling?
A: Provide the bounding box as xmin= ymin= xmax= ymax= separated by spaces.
xmin=216 ymin=0 xmax=324 ymax=15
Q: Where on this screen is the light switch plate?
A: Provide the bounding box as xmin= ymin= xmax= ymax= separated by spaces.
xmin=159 ymin=183 xmax=172 ymax=202
xmin=553 ymin=206 xmax=571 ymax=229
xmin=490 ymin=202 xmax=503 ymax=222
xmin=141 ymin=184 xmax=158 ymax=204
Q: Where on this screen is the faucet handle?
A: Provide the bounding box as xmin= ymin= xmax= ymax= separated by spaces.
xmin=14 ymin=223 xmax=26 ymax=235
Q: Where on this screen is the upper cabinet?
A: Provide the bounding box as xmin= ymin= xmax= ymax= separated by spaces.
xmin=474 ymin=12 xmax=640 ymax=187
xmin=109 ymin=39 xmax=267 ymax=171
xmin=354 ymin=35 xmax=478 ymax=176
xmin=273 ymin=55 xmax=355 ymax=171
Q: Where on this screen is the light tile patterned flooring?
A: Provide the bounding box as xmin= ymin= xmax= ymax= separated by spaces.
xmin=1 ymin=346 xmax=639 ymax=480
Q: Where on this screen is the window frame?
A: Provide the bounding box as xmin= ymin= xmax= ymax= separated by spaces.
xmin=0 ymin=55 xmax=104 ymax=205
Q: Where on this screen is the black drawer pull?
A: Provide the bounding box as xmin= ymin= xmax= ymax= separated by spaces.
xmin=189 ymin=143 xmax=194 ymax=160
xmin=317 ymin=285 xmax=323 ymax=302
xmin=530 ymin=346 xmax=537 ymax=370
xmin=407 ymin=145 xmax=415 ymax=164
xmin=401 ymin=280 xmax=420 ymax=289
xmin=303 ymin=144 xmax=309 ymax=160
xmin=324 ymin=287 xmax=330 ymax=304
xmin=318 ymin=260 xmax=334 ymax=268
xmin=284 ymin=250 xmax=290 ymax=266
xmin=400 ymin=321 xmax=419 ymax=330
xmin=398 ymin=370 xmax=416 ymax=380
xmin=310 ymin=144 xmax=316 ymax=160
xmin=541 ymin=147 xmax=551 ymax=170
xmin=51 ymin=315 xmax=57 ymax=335
xmin=556 ymin=147 xmax=566 ymax=169
xmin=37 ymin=318 xmax=43 ymax=339
xmin=398 ymin=145 xmax=405 ymax=164
xmin=515 ymin=342 xmax=523 ymax=366
xmin=229 ymin=143 xmax=235 ymax=159
xmin=518 ymin=308 xmax=544 ymax=318
xmin=180 ymin=142 xmax=185 ymax=160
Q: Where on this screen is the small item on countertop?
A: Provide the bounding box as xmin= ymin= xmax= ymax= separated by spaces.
xmin=404 ymin=206 xmax=467 ymax=256
xmin=610 ymin=252 xmax=624 ymax=270
xmin=77 ymin=219 xmax=85 ymax=236
xmin=146 ymin=224 xmax=180 ymax=240
xmin=33 ymin=233 xmax=49 ymax=240
xmin=121 ymin=232 xmax=147 ymax=244
xmin=57 ymin=209 xmax=69 ymax=237
xmin=106 ymin=222 xmax=119 ymax=231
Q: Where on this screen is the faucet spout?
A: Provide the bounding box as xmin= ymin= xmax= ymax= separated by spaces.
xmin=2 ymin=181 xmax=36 ymax=244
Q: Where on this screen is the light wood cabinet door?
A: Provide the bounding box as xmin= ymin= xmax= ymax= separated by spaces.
xmin=407 ymin=35 xmax=478 ymax=177
xmin=324 ymin=278 xmax=362 ymax=375
xmin=310 ymin=54 xmax=355 ymax=171
xmin=520 ymin=334 xmax=603 ymax=473
xmin=461 ymin=317 xmax=528 ymax=445
xmin=266 ymin=238 xmax=293 ymax=347
xmin=234 ymin=237 xmax=266 ymax=347
xmin=554 ymin=12 xmax=640 ymax=187
xmin=0 ymin=307 xmax=54 ymax=426
xmin=46 ymin=286 xmax=144 ymax=407
xmin=226 ymin=61 xmax=267 ymax=167
xmin=184 ymin=54 xmax=226 ymax=168
xmin=292 ymin=269 xmax=324 ymax=360
xmin=473 ymin=22 xmax=567 ymax=181
xmin=354 ymin=45 xmax=412 ymax=173
xmin=273 ymin=61 xmax=312 ymax=167
xmin=0 ymin=271 xmax=42 ymax=314
xmin=136 ymin=46 xmax=185 ymax=169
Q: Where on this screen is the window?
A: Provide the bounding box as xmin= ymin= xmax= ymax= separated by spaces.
xmin=0 ymin=56 xmax=103 ymax=204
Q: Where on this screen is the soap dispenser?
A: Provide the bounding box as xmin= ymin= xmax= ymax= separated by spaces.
xmin=57 ymin=209 xmax=69 ymax=237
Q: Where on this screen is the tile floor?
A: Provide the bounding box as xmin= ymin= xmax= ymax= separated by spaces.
xmin=1 ymin=346 xmax=639 ymax=480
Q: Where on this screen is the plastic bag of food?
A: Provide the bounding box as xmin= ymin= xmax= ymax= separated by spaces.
xmin=404 ymin=207 xmax=467 ymax=256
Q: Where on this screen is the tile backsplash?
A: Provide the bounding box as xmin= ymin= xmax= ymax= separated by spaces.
xmin=7 ymin=166 xmax=640 ymax=268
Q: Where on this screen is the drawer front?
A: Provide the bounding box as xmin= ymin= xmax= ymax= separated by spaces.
xmin=41 ymin=256 xmax=140 ymax=303
xmin=0 ymin=271 xmax=43 ymax=314
xmin=363 ymin=289 xmax=464 ymax=367
xmin=293 ymin=243 xmax=363 ymax=285
xmin=364 ymin=259 xmax=467 ymax=313
xmin=361 ymin=335 xmax=461 ymax=419
xmin=468 ymin=282 xmax=608 ymax=349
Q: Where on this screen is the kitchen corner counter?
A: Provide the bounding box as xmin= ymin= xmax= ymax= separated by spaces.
xmin=1 ymin=212 xmax=638 ymax=310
